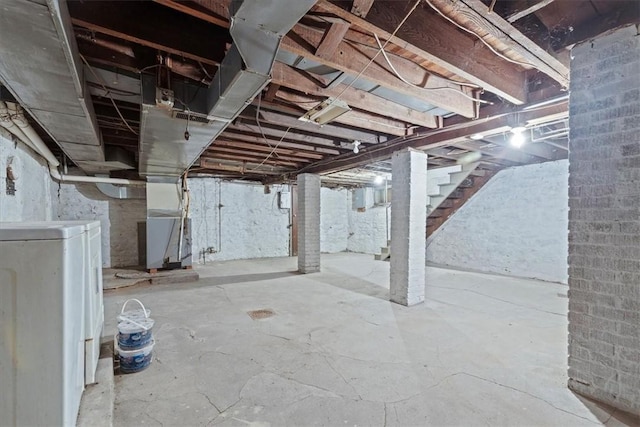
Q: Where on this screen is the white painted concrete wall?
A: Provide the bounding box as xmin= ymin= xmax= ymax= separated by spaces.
xmin=320 ymin=187 xmax=348 ymax=253
xmin=189 ymin=178 xmax=291 ymax=263
xmin=56 ymin=183 xmax=146 ymax=268
xmin=427 ymin=159 xmax=569 ymax=283
xmin=0 ymin=131 xmax=57 ymax=221
xmin=347 ymin=187 xmax=390 ymax=254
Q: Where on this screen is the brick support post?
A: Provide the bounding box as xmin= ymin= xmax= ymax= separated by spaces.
xmin=567 ymin=24 xmax=640 ymax=415
xmin=390 ymin=148 xmax=427 ymax=306
xmin=297 ymin=173 xmax=321 ymax=273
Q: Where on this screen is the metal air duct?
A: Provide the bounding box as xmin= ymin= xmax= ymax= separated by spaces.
xmin=138 ymin=0 xmax=317 ymax=177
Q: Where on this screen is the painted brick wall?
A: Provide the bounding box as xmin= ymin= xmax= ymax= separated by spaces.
xmin=567 ymin=25 xmax=640 ymax=415
xmin=347 ymin=187 xmax=390 ymax=254
xmin=189 ymin=178 xmax=291 ymax=263
xmin=426 ymin=160 xmax=569 ymax=283
xmin=320 ymin=187 xmax=348 ymax=253
xmin=298 ymin=174 xmax=321 ymax=273
xmin=57 ymin=183 xmax=146 ymax=268
xmin=0 ymin=131 xmax=56 ymax=221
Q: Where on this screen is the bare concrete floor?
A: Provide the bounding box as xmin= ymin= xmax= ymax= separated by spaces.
xmin=104 ymin=253 xmax=637 ymax=426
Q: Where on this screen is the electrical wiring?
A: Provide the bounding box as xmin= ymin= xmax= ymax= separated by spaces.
xmin=80 ymin=54 xmax=139 ymax=135
xmin=255 ymin=92 xmax=280 ymax=157
xmin=323 ymin=0 xmax=423 ymax=111
xmin=247 ymin=126 xmax=293 ymax=172
xmin=372 ymin=34 xmax=492 ymax=105
xmin=423 ymin=0 xmax=533 ymax=68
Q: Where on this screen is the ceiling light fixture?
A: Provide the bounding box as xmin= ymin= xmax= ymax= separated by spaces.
xmin=299 ymin=98 xmax=351 ymax=125
xmin=510 ymin=126 xmax=526 ymax=148
xmin=352 ymin=140 xmax=361 ymax=154
xmin=373 ymin=175 xmax=385 ymax=185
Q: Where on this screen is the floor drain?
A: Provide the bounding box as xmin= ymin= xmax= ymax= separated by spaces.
xmin=247 ymin=309 xmax=275 ymax=320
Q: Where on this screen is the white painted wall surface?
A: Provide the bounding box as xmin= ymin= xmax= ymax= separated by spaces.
xmin=347 ymin=188 xmax=390 ymax=254
xmin=0 ymin=131 xmax=56 ymax=221
xmin=56 ymin=183 xmax=146 ymax=268
xmin=320 ymin=187 xmax=348 ymax=253
xmin=189 ymin=178 xmax=291 ymax=263
xmin=427 ymin=165 xmax=461 ymax=196
xmin=427 ymin=160 xmax=569 ymax=283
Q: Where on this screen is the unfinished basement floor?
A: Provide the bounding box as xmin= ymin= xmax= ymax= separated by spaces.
xmin=103 ymin=253 xmax=637 ymax=426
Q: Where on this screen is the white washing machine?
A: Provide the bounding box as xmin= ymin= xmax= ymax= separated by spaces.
xmin=67 ymin=220 xmax=104 ymax=385
xmin=0 ymin=222 xmax=86 ymax=427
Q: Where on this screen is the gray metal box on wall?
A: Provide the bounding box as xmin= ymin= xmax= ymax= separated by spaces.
xmin=146 ymin=218 xmax=192 ymax=269
xmin=353 ymin=188 xmax=367 ymax=209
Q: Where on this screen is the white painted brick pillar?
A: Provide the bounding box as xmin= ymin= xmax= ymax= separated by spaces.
xmin=298 ymin=173 xmax=321 ymax=273
xmin=390 ymin=148 xmax=427 ymax=306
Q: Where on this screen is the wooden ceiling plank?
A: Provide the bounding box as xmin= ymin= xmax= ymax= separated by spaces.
xmin=214 ymin=140 xmax=325 ymax=159
xmin=272 ymin=63 xmax=440 ymax=128
xmin=434 ymin=0 xmax=569 ymax=86
xmin=240 ymin=107 xmax=385 ymax=143
xmin=207 ymin=146 xmax=312 ymax=164
xmin=68 ymin=1 xmax=229 ymax=66
xmin=284 ymin=24 xmax=477 ymax=118
xmin=316 ymin=22 xmax=351 ymax=59
xmin=351 ymin=0 xmax=375 ymax=18
xmin=507 ymin=0 xmax=556 ymax=23
xmin=317 ymin=0 xmax=528 ymax=104
xmin=276 ymin=91 xmax=411 ymax=136
xmin=219 ymin=130 xmax=341 ymax=155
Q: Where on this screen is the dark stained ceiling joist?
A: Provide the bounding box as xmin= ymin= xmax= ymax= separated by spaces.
xmin=68 ymin=1 xmax=230 ymax=66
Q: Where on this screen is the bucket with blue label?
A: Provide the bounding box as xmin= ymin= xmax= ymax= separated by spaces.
xmin=117 ymin=299 xmax=154 ymax=350
xmin=116 ymin=338 xmax=155 ymax=373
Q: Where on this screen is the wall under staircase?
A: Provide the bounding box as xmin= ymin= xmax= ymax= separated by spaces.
xmin=376 ymin=163 xmax=488 ymax=261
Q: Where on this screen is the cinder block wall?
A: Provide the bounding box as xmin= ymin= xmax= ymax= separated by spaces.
xmin=567 ymin=25 xmax=640 ymax=414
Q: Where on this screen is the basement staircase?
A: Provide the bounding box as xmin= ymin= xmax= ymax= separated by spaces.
xmin=375 ymin=162 xmax=494 ymax=261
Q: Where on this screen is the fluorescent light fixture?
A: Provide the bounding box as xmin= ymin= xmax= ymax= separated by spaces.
xmin=470 ymin=133 xmax=484 ymax=140
xmin=299 ymin=98 xmax=351 ymax=125
xmin=373 ymin=175 xmax=385 ymax=185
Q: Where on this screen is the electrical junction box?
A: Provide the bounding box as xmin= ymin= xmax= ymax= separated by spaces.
xmin=155 ymin=87 xmax=174 ymax=110
xmin=278 ymin=191 xmax=291 ymax=209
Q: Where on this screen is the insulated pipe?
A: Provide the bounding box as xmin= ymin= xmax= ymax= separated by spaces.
xmin=7 ymin=102 xmax=145 ymax=186
xmin=0 ymin=101 xmax=37 ymax=151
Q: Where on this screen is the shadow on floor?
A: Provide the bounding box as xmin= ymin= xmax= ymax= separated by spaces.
xmin=313 ymin=273 xmax=390 ymax=301
xmin=201 ymin=271 xmax=302 ymax=286
xmin=574 ymin=392 xmax=640 ymax=427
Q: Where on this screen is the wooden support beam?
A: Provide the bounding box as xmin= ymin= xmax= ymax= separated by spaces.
xmin=284 ymin=24 xmax=477 ymax=118
xmin=282 ymin=101 xmax=568 ymax=177
xmin=318 ymin=0 xmax=528 ymax=104
xmin=221 ymin=129 xmax=341 ymax=154
xmin=206 ymin=145 xmax=312 ymax=164
xmin=430 ymin=0 xmax=569 ymax=87
xmin=316 ymin=22 xmax=351 ymax=59
xmin=204 ymin=151 xmax=300 ymax=167
xmin=240 ymin=107 xmax=385 ymax=143
xmin=507 ymin=0 xmax=556 ymax=23
xmin=68 ymin=1 xmax=230 ymax=66
xmin=272 ymin=63 xmax=440 ymax=128
xmin=214 ymin=140 xmax=326 ymax=159
xmin=276 ymin=91 xmax=412 ymax=136
xmin=351 ymin=0 xmax=375 ymax=17
xmin=264 ymin=84 xmax=280 ymax=102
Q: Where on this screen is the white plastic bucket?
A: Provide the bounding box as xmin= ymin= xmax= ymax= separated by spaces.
xmin=117 ymin=299 xmax=154 ymax=350
xmin=116 ymin=337 xmax=155 ymax=374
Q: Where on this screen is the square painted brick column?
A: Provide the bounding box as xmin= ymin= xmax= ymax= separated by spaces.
xmin=298 ymin=173 xmax=321 ymax=273
xmin=568 ymin=25 xmax=640 ymax=415
xmin=390 ymin=148 xmax=427 ymax=306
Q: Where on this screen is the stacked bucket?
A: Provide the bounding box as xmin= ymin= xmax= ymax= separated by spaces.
xmin=116 ymin=299 xmax=155 ymax=373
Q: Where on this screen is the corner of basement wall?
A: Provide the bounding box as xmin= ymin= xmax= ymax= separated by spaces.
xmin=0 ymin=129 xmax=57 ymax=222
xmin=426 ymin=159 xmax=569 ymax=284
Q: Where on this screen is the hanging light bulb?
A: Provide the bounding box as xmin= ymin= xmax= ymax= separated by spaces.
xmin=353 ymin=140 xmax=361 ymax=154
xmin=510 ymin=127 xmax=526 ymax=148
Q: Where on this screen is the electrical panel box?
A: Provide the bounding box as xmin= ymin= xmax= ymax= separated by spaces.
xmin=278 ymin=191 xmax=291 ymax=209
xmin=353 ymin=188 xmax=366 ymax=209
